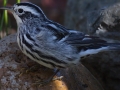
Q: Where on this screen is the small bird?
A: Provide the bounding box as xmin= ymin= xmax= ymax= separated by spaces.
xmin=0 ymin=2 xmax=120 ymax=85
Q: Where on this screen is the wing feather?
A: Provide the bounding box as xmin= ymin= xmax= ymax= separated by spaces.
xmin=64 ymin=30 xmax=107 ymax=50
xmin=44 ymin=21 xmax=69 ymax=40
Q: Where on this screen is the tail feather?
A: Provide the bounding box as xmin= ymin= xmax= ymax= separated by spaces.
xmin=106 ymin=43 xmax=120 ymax=50
xmin=79 ymin=43 xmax=120 ymax=58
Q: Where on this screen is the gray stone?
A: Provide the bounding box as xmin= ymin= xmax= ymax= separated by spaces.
xmin=0 ymin=34 xmax=104 ymax=90
xmin=64 ymin=1 xmax=120 ymax=90
xmin=64 ymin=0 xmax=120 ymax=34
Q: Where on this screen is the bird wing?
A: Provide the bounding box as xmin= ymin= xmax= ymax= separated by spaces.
xmin=45 ymin=21 xmax=107 ymax=50
xmin=46 ymin=22 xmax=69 ymax=40
xmin=64 ymin=30 xmax=107 ymax=50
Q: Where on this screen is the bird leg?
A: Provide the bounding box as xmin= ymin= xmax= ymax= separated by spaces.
xmin=19 ymin=64 xmax=41 ymax=77
xmin=33 ymin=69 xmax=63 ymax=87
xmin=25 ymin=64 xmax=40 ymax=73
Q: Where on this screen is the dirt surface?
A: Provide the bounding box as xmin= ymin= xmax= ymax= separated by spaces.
xmin=0 ymin=34 xmax=104 ymax=90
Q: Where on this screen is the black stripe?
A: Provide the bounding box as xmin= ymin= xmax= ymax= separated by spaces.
xmin=26 ymin=49 xmax=39 ymax=60
xmin=33 ymin=50 xmax=67 ymax=64
xmin=26 ymin=50 xmax=65 ymax=68
xmin=22 ymin=35 xmax=33 ymax=49
xmin=26 ymin=33 xmax=35 ymax=41
xmin=19 ymin=33 xmax=23 ymax=50
xmin=25 ymin=33 xmax=39 ymax=47
xmin=17 ymin=3 xmax=41 ymax=14
xmin=22 ymin=35 xmax=67 ymax=64
xmin=47 ymin=25 xmax=68 ymax=40
xmin=16 ymin=2 xmax=46 ymax=20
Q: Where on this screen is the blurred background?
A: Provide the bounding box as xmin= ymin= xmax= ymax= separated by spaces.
xmin=0 ymin=0 xmax=67 ymax=38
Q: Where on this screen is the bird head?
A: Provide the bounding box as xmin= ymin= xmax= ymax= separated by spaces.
xmin=0 ymin=2 xmax=47 ymax=25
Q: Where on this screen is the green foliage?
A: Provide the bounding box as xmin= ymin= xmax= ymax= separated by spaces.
xmin=0 ymin=0 xmax=21 ymax=38
xmin=0 ymin=0 xmax=8 ymax=32
xmin=17 ymin=0 xmax=21 ymax=3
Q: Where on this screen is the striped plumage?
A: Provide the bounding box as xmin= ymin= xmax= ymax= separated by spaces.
xmin=17 ymin=17 xmax=79 ymax=69
xmin=1 ymin=2 xmax=120 ymax=69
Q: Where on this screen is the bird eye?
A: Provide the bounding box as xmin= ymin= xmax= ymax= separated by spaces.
xmin=18 ymin=8 xmax=24 ymax=14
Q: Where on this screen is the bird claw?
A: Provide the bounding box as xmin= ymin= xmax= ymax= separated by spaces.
xmin=19 ymin=65 xmax=40 ymax=76
xmin=26 ymin=65 xmax=40 ymax=73
xmin=32 ymin=79 xmax=51 ymax=87
xmin=32 ymin=76 xmax=63 ymax=87
xmin=52 ymin=76 xmax=63 ymax=81
xmin=19 ymin=68 xmax=26 ymax=77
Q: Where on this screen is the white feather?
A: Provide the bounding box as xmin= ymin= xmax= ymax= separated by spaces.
xmin=15 ymin=5 xmax=40 ymax=16
xmin=79 ymin=47 xmax=109 ymax=57
xmin=12 ymin=12 xmax=22 ymax=25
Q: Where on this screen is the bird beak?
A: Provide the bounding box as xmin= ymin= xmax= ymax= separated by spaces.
xmin=0 ymin=6 xmax=14 ymax=12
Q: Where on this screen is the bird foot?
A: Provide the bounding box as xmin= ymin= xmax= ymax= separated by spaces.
xmin=32 ymin=76 xmax=63 ymax=87
xmin=19 ymin=65 xmax=40 ymax=77
xmin=52 ymin=76 xmax=63 ymax=81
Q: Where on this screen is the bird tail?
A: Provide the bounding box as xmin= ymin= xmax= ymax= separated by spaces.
xmin=106 ymin=43 xmax=120 ymax=50
xmin=79 ymin=43 xmax=120 ymax=58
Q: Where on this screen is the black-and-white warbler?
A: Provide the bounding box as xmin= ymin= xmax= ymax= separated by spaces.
xmin=1 ymin=2 xmax=120 ymax=84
